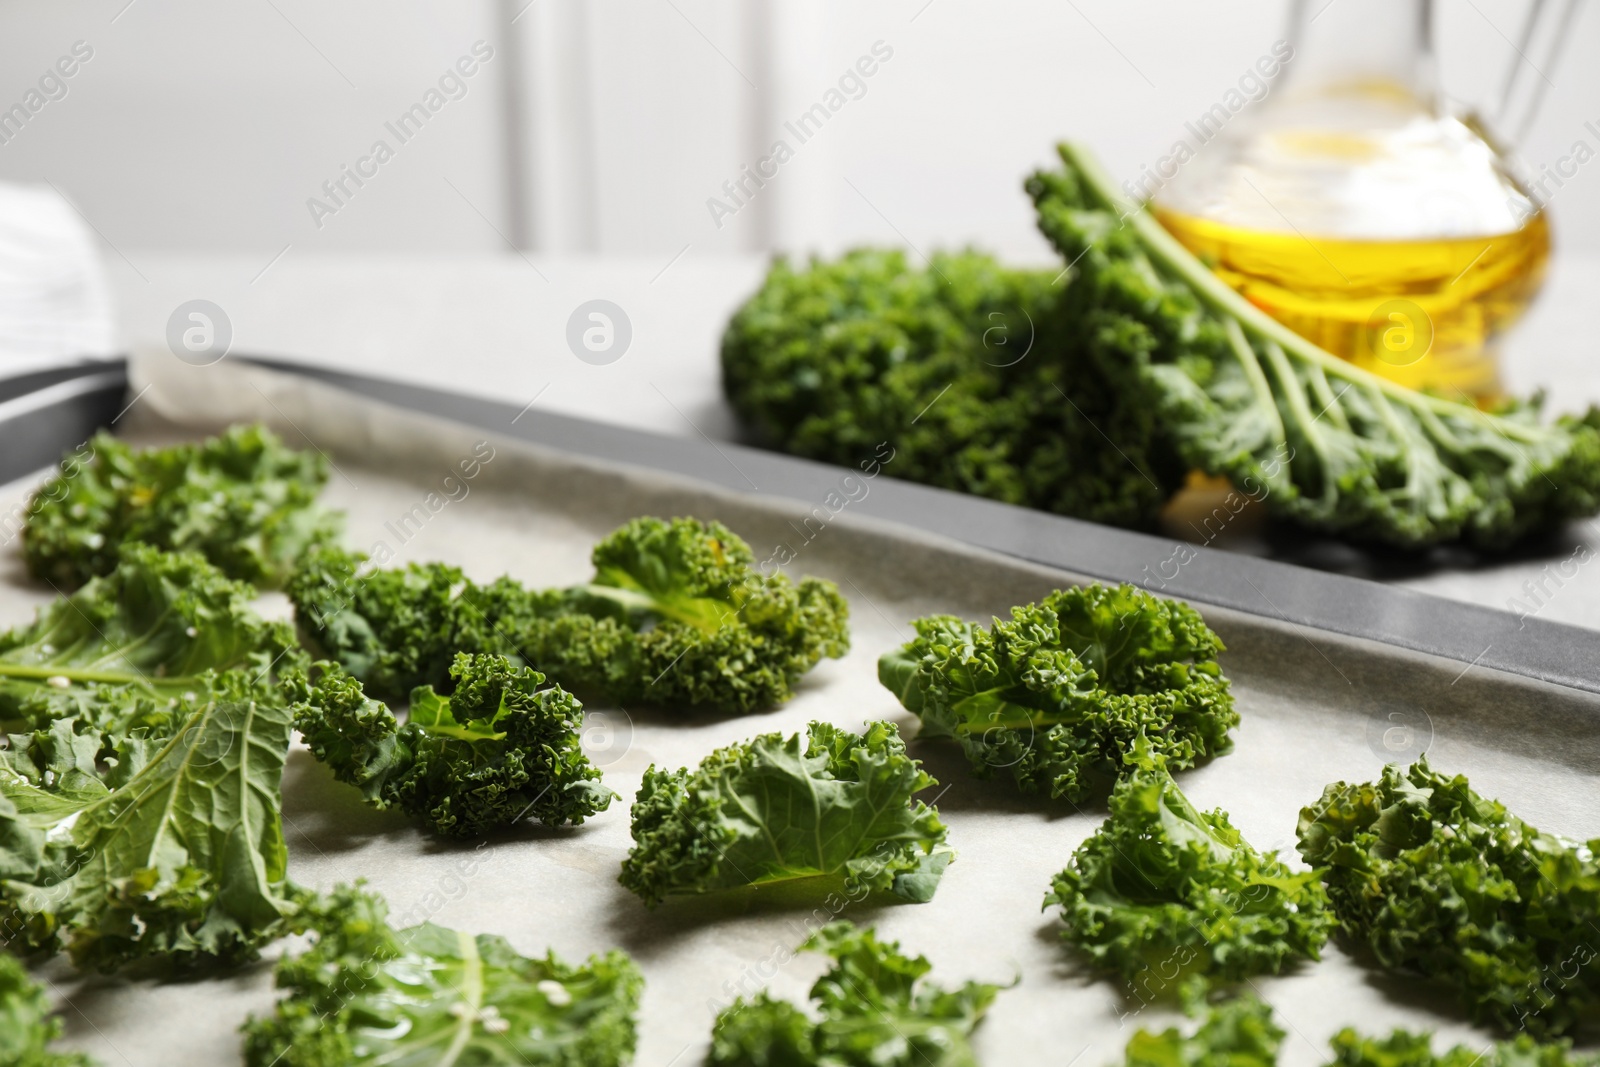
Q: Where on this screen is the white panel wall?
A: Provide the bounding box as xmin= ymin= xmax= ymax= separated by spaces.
xmin=0 ymin=0 xmax=1593 ymax=259
xmin=0 ymin=0 xmax=510 ymax=256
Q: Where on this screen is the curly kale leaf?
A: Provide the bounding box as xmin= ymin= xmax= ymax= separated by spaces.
xmin=0 ymin=951 xmax=95 ymax=1066
xmin=1328 ymin=1027 xmax=1600 ymax=1067
xmin=0 ymin=546 xmax=304 ymax=961
xmin=1045 ymin=741 xmax=1331 ymax=991
xmin=0 ymin=692 xmax=298 ymax=973
xmin=285 ymin=542 xmax=475 ymax=699
xmin=708 ymin=921 xmax=1003 ymax=1067
xmin=1119 ymin=995 xmax=1282 ymax=1067
xmin=0 ymin=786 xmax=79 ymax=958
xmin=1131 ymin=998 xmax=1598 ymax=1067
xmin=1027 ymin=142 xmax=1600 ymax=549
xmin=285 ymin=653 xmax=613 ymax=837
xmin=0 ymin=542 xmax=301 ymax=736
xmin=241 ymin=884 xmax=643 ymax=1067
xmin=290 ymin=516 xmax=851 ymax=713
xmin=720 ymin=248 xmax=1181 ymax=529
xmin=619 ymin=721 xmax=950 ymax=907
xmin=23 ymin=424 xmax=341 ymax=590
xmin=879 ymin=584 xmax=1236 ymax=802
xmin=0 ymin=542 xmax=301 ymax=816
xmin=519 ymin=516 xmax=850 ymax=711
xmin=1297 ymin=758 xmax=1600 ymax=1037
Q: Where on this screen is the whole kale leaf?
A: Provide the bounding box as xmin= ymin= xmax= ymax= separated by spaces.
xmin=879 ymin=583 xmax=1236 ymax=802
xmin=1045 ymin=740 xmax=1331 ymax=992
xmin=289 ymin=516 xmax=851 ymax=714
xmin=0 ymin=545 xmax=305 ymax=962
xmin=0 ymin=951 xmax=95 ymax=1066
xmin=0 ymin=691 xmax=300 ymax=973
xmin=721 ymin=248 xmax=1181 ymax=530
xmin=708 ymin=921 xmax=1004 ymax=1067
xmin=1297 ymin=758 xmax=1600 ymax=1037
xmin=618 ymin=720 xmax=951 ymax=907
xmin=518 ymin=514 xmax=851 ymax=711
xmin=22 ymin=424 xmax=341 ymax=590
xmin=284 ymin=653 xmax=614 ymax=837
xmin=241 ymin=883 xmax=643 ymax=1067
xmin=1027 ymin=142 xmax=1600 ymax=549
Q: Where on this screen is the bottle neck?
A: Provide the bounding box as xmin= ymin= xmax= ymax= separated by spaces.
xmin=1284 ymin=0 xmax=1436 ymax=105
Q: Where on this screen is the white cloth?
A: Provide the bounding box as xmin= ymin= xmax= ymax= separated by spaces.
xmin=0 ymin=182 xmax=114 ymax=369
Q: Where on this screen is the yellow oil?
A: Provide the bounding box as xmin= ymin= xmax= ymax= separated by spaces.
xmin=1153 ymin=207 xmax=1551 ymax=399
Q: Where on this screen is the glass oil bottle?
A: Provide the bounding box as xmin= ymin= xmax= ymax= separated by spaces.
xmin=1150 ymin=0 xmax=1549 ymax=399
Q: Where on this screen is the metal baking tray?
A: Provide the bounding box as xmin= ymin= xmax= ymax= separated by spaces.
xmin=1 ymin=355 xmax=1597 ymax=1067
xmin=2 ymin=356 xmax=1594 ymax=696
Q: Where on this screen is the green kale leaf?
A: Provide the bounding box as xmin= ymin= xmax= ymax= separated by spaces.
xmin=241 ymin=884 xmax=643 ymax=1067
xmin=0 ymin=692 xmax=299 ymax=972
xmin=720 ymin=248 xmax=1181 ymax=530
xmin=1118 ymin=995 xmax=1283 ymax=1067
xmin=285 ymin=653 xmax=614 ymax=837
xmin=287 ymin=542 xmax=469 ymax=699
xmin=619 ymin=720 xmax=950 ymax=907
xmin=0 ymin=951 xmax=95 ymax=1066
xmin=1327 ymin=1026 xmax=1600 ymax=1067
xmin=0 ymin=545 xmax=304 ymax=962
xmin=0 ymin=542 xmax=300 ymax=737
xmin=0 ymin=788 xmax=78 ymax=957
xmin=520 ymin=515 xmax=850 ymax=711
xmin=1297 ymin=758 xmax=1600 ymax=1037
xmin=289 ymin=516 xmax=851 ymax=714
xmin=879 ymin=584 xmax=1236 ymax=802
xmin=1044 ymin=741 xmax=1331 ymax=992
xmin=1027 ymin=143 xmax=1600 ymax=549
xmin=23 ymin=424 xmax=341 ymax=590
xmin=708 ymin=921 xmax=1003 ymax=1067
xmin=1126 ymin=997 xmax=1599 ymax=1067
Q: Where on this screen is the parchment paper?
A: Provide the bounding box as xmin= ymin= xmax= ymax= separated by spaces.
xmin=1 ymin=354 xmax=1597 ymax=1067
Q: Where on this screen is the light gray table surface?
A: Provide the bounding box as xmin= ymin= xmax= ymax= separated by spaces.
xmin=95 ymin=248 xmax=1600 ymax=632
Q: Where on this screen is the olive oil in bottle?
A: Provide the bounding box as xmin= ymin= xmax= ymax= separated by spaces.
xmin=1151 ymin=0 xmax=1549 ymax=399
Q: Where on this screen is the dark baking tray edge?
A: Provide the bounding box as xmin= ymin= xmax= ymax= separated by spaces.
xmin=2 ymin=356 xmax=1594 ymax=697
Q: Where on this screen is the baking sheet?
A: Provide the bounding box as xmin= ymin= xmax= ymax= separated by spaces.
xmin=1 ymin=354 xmax=1597 ymax=1067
